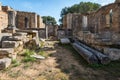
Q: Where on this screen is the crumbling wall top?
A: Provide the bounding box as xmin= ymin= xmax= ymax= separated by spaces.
xmin=115 ymin=0 xmax=120 ymax=3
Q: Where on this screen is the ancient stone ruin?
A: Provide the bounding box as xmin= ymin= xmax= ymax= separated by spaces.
xmin=0 ymin=3 xmax=46 ymax=69
xmin=62 ymin=0 xmax=120 ymax=61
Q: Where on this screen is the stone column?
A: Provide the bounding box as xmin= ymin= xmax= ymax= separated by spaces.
xmin=45 ymin=25 xmax=48 ymax=39
xmin=8 ymin=11 xmax=16 ymax=27
xmin=82 ymin=16 xmax=88 ymax=31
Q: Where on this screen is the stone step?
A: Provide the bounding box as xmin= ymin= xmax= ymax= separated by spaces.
xmin=0 ymin=58 xmax=11 ymax=70
xmin=0 ymin=48 xmax=14 ymax=58
xmin=0 ymin=33 xmax=12 ymax=47
xmin=7 ymin=36 xmax=23 ymax=41
xmin=2 ymin=41 xmax=20 ymax=48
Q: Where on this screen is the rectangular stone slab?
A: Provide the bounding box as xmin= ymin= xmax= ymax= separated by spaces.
xmin=7 ymin=36 xmax=23 ymax=41
xmin=2 ymin=41 xmax=20 ymax=48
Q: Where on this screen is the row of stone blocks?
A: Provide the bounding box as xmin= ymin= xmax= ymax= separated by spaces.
xmin=0 ymin=32 xmax=29 ymax=70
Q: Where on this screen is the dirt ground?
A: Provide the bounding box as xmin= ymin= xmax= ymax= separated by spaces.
xmin=0 ymin=40 xmax=120 ymax=80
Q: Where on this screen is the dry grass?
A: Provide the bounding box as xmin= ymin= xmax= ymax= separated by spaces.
xmin=0 ymin=41 xmax=120 ymax=80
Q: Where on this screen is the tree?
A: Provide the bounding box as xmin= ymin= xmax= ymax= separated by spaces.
xmin=59 ymin=2 xmax=101 ymax=24
xmin=42 ymin=16 xmax=57 ymax=25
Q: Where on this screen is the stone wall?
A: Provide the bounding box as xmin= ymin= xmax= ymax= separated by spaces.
xmin=16 ymin=11 xmax=38 ymax=29
xmin=63 ymin=13 xmax=72 ymax=29
xmin=0 ymin=11 xmax=8 ymax=33
xmin=88 ymin=3 xmax=120 ymax=34
xmin=63 ymin=2 xmax=120 ymax=44
xmin=72 ymin=13 xmax=83 ymax=38
xmin=16 ymin=11 xmax=45 ymax=29
xmin=37 ymin=15 xmax=45 ymax=28
xmin=38 ymin=29 xmax=46 ymax=39
xmin=48 ymin=25 xmax=55 ymax=37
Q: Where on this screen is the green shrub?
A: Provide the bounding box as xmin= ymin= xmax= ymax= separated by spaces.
xmin=24 ymin=49 xmax=35 ymax=57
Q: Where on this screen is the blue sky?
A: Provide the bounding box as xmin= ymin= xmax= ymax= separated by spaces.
xmin=0 ymin=0 xmax=115 ymax=24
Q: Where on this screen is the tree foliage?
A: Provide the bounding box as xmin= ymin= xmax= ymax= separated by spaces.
xmin=42 ymin=16 xmax=57 ymax=25
xmin=59 ymin=2 xmax=101 ymax=23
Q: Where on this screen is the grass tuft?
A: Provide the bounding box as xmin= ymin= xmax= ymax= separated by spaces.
xmin=12 ymin=59 xmax=20 ymax=67
xmin=22 ymin=56 xmax=36 ymax=62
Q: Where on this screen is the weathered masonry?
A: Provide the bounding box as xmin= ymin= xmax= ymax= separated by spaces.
xmin=63 ymin=0 xmax=120 ymax=61
xmin=16 ymin=11 xmax=45 ymax=29
xmin=0 ymin=3 xmax=45 ymax=32
xmin=0 ymin=2 xmax=45 ymax=70
xmin=63 ymin=0 xmax=120 ymax=45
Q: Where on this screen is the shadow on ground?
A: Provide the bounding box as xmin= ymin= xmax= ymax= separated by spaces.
xmin=50 ymin=43 xmax=120 ymax=80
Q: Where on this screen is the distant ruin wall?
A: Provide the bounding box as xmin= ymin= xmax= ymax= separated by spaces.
xmin=63 ymin=2 xmax=120 ymax=38
xmin=16 ymin=11 xmax=37 ymax=29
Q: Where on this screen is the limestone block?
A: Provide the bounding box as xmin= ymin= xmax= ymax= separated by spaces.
xmin=0 ymin=48 xmax=14 ymax=58
xmin=0 ymin=33 xmax=12 ymax=41
xmin=2 ymin=41 xmax=19 ymax=48
xmin=0 ymin=58 xmax=11 ymax=70
xmin=104 ymin=48 xmax=120 ymax=60
xmin=7 ymin=36 xmax=23 ymax=41
xmin=0 ymin=33 xmax=12 ymax=47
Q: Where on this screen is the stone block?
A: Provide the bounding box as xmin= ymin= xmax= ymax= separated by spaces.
xmin=60 ymin=38 xmax=70 ymax=44
xmin=0 ymin=58 xmax=11 ymax=70
xmin=0 ymin=48 xmax=14 ymax=58
xmin=2 ymin=41 xmax=19 ymax=48
xmin=24 ymin=37 xmax=40 ymax=49
xmin=104 ymin=48 xmax=120 ymax=60
xmin=7 ymin=36 xmax=23 ymax=41
xmin=0 ymin=33 xmax=12 ymax=47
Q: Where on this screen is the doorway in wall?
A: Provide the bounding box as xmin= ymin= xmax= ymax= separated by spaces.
xmin=25 ymin=17 xmax=29 ymax=28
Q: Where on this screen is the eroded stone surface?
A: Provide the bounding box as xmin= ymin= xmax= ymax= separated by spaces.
xmin=2 ymin=41 xmax=19 ymax=48
xmin=0 ymin=48 xmax=14 ymax=58
xmin=104 ymin=48 xmax=120 ymax=60
xmin=0 ymin=58 xmax=11 ymax=70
